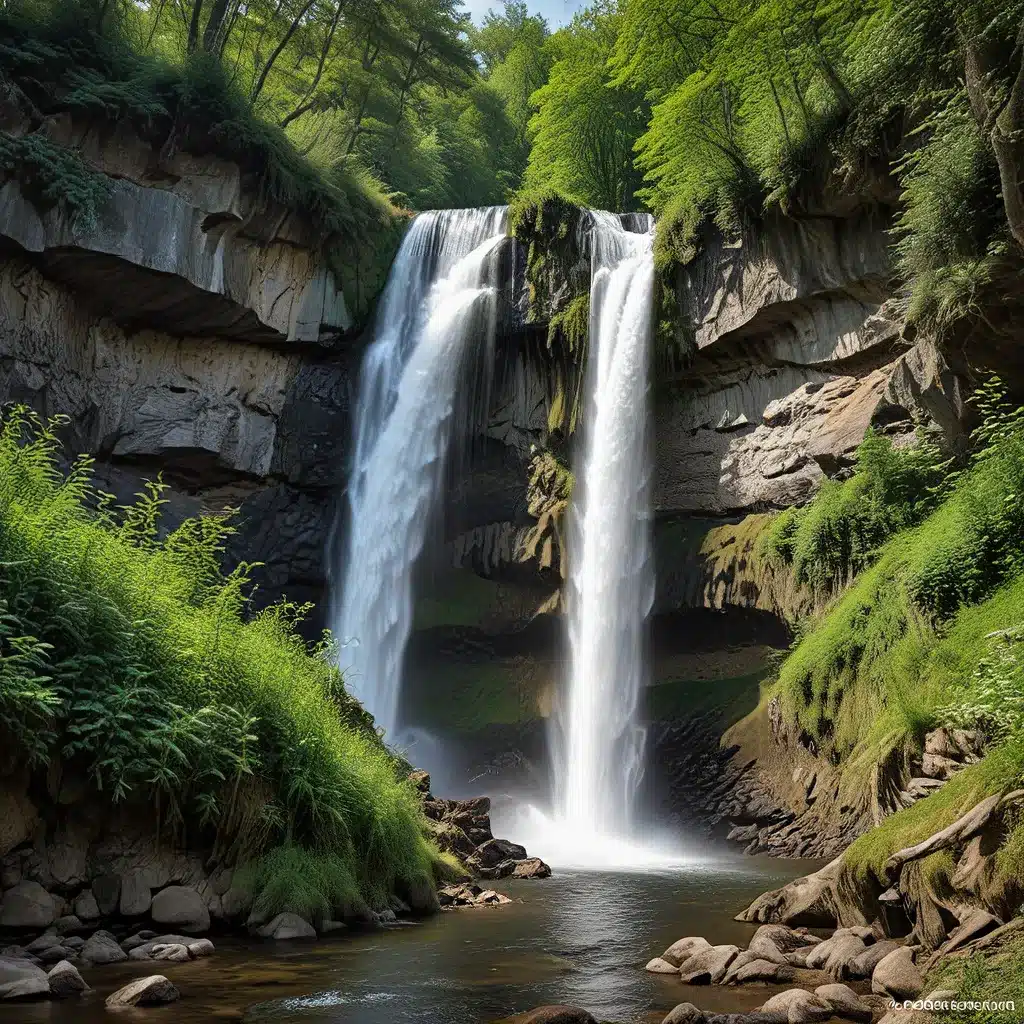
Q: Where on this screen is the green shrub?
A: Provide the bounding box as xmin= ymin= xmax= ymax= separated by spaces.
xmin=763 ymin=428 xmax=950 ymax=594
xmin=0 ymin=407 xmax=439 ymax=911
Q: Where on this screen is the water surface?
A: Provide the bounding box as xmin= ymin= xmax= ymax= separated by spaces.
xmin=3 ymin=858 xmax=812 ymax=1024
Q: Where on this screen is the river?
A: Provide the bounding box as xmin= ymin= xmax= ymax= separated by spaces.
xmin=4 ymin=857 xmax=812 ymax=1024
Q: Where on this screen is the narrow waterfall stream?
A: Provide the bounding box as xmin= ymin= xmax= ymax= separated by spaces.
xmin=333 ymin=207 xmax=508 ymax=737
xmin=512 ymin=212 xmax=687 ymax=869
xmin=556 ymin=211 xmax=657 ymax=845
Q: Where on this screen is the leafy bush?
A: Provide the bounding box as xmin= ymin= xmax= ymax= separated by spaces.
xmin=939 ymin=628 xmax=1024 ymax=742
xmin=0 ymin=132 xmax=113 ymax=229
xmin=0 ymin=407 xmax=438 ymax=911
xmin=763 ymin=428 xmax=950 ymax=593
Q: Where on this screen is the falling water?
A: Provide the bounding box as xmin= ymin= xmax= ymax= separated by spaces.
xmin=333 ymin=207 xmax=508 ymax=737
xmin=506 ymin=211 xmax=689 ymax=869
xmin=559 ymin=210 xmax=656 ymax=835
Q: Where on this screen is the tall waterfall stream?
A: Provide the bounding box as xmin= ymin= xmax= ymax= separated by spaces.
xmin=333 ymin=207 xmax=507 ymax=738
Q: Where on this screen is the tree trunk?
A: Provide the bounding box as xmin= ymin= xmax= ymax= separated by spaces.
xmin=202 ymin=0 xmax=232 ymax=52
xmin=187 ymin=0 xmax=204 ymax=54
xmin=962 ymin=19 xmax=1024 ymax=249
xmin=251 ymin=0 xmax=317 ymax=104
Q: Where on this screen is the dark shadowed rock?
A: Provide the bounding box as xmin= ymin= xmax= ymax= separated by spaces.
xmin=92 ymin=874 xmax=121 ymax=916
xmin=0 ymin=956 xmax=50 ymax=1000
xmin=47 ymin=959 xmax=89 ymax=998
xmin=150 ymin=886 xmax=210 ymax=934
xmin=81 ymin=929 xmax=127 ymax=965
xmin=105 ymin=974 xmax=180 ymax=1007
xmin=0 ymin=882 xmax=57 ymax=930
xmin=73 ymin=891 xmax=100 ymax=922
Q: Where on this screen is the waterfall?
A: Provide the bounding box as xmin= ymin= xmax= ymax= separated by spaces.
xmin=506 ymin=211 xmax=688 ymax=869
xmin=557 ymin=210 xmax=656 ymax=837
xmin=333 ymin=207 xmax=508 ymax=737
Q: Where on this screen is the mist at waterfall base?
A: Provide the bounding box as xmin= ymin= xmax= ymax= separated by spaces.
xmin=501 ymin=212 xmax=693 ymax=872
xmin=332 ymin=207 xmax=507 ymax=738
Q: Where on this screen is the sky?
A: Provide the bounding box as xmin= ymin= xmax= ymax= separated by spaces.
xmin=462 ymin=0 xmax=586 ymax=28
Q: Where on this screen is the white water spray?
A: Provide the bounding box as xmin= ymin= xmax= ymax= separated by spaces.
xmin=334 ymin=208 xmax=507 ymax=737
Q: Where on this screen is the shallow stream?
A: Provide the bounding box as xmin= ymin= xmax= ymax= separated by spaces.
xmin=3 ymin=856 xmax=812 ymax=1024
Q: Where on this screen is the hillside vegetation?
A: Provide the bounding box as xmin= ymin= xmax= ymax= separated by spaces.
xmin=0 ymin=408 xmax=446 ymax=919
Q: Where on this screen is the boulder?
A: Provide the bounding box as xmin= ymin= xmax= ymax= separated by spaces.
xmin=750 ymin=925 xmax=819 ymax=956
xmin=513 ymin=858 xmax=552 ymax=879
xmin=25 ymin=930 xmax=61 ymax=953
xmin=513 ymin=1008 xmax=596 ymax=1024
xmin=736 ymin=856 xmax=845 ymax=928
xmin=73 ymin=891 xmax=100 ymax=921
xmin=187 ymin=938 xmax=215 ymax=958
xmin=81 ymin=928 xmax=128 ymax=965
xmin=823 ymin=935 xmax=869 ymax=979
xmin=662 ymin=936 xmax=712 ymax=967
xmin=679 ymin=944 xmax=739 ymax=984
xmin=815 ymin=983 xmax=873 ymax=1022
xmin=760 ymin=989 xmax=832 ymax=1024
xmin=126 ymin=934 xmax=195 ymax=960
xmin=92 ymin=874 xmax=121 ymax=916
xmin=662 ymin=1004 xmax=705 ymax=1024
xmin=645 ymin=957 xmax=680 ymax=974
xmin=256 ymin=912 xmax=317 ymax=940
xmin=119 ymin=869 xmax=153 ymax=917
xmin=921 ymin=753 xmax=961 ymax=780
xmin=871 ymin=947 xmax=924 ymax=1001
xmin=122 ymin=931 xmax=158 ymax=952
xmin=726 ymin=958 xmax=797 ymax=985
xmin=150 ymin=885 xmax=210 ymax=934
xmin=0 ymin=881 xmax=56 ymax=929
xmin=152 ymin=942 xmax=191 ymax=962
xmin=937 ymin=909 xmax=1001 ymax=955
xmin=53 ymin=915 xmax=85 ymax=936
xmin=47 ymin=959 xmax=89 ymax=998
xmin=402 ymin=875 xmax=441 ymax=915
xmin=0 ymin=955 xmax=50 ymax=1000
xmin=36 ymin=944 xmax=71 ymax=966
xmin=849 ymin=939 xmax=903 ymax=979
xmin=105 ymin=974 xmax=180 ymax=1007
xmin=409 ymin=770 xmax=431 ymax=794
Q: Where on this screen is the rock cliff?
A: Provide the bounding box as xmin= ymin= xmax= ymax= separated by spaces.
xmin=0 ymin=117 xmax=378 ymax=616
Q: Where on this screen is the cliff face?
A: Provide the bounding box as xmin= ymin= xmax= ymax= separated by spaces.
xmin=0 ymin=118 xmax=369 ymax=615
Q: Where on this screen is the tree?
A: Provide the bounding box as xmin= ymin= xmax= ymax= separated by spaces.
xmin=524 ymin=4 xmax=648 ymax=211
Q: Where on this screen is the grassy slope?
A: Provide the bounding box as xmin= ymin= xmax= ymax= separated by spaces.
xmin=725 ymin=414 xmax=1024 ymax=927
xmin=0 ymin=410 xmax=444 ymax=918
